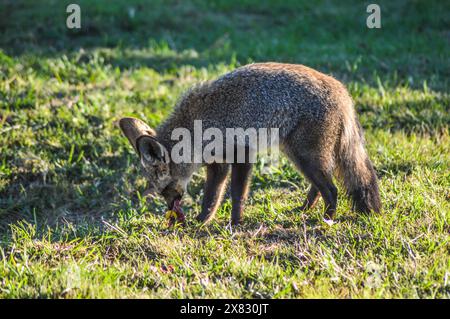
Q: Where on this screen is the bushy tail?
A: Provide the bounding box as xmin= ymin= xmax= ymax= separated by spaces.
xmin=337 ymin=112 xmax=381 ymax=214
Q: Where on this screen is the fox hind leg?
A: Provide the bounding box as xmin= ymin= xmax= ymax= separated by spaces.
xmin=285 ymin=148 xmax=338 ymax=219
xmin=300 ymin=159 xmax=337 ymax=219
xmin=299 ymin=185 xmax=321 ymax=211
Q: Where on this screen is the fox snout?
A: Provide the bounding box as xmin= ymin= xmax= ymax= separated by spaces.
xmin=161 ymin=181 xmax=184 ymax=209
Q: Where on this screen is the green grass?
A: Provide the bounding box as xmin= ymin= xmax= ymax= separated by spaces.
xmin=0 ymin=0 xmax=449 ymax=298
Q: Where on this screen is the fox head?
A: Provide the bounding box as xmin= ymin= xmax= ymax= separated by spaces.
xmin=119 ymin=117 xmax=186 ymax=209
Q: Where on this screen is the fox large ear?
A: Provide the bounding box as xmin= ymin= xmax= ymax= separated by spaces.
xmin=119 ymin=117 xmax=169 ymax=164
xmin=136 ymin=135 xmax=170 ymax=165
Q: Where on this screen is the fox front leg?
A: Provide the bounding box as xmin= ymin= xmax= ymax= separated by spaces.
xmin=196 ymin=163 xmax=229 ymax=223
xmin=230 ymin=163 xmax=253 ymax=225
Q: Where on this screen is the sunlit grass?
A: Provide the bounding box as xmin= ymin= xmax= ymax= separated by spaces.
xmin=0 ymin=0 xmax=449 ymax=298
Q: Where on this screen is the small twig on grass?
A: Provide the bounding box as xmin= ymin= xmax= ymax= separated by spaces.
xmin=101 ymin=219 xmax=128 ymax=237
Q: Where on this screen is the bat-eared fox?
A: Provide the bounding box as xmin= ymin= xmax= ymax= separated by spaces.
xmin=119 ymin=62 xmax=381 ymax=225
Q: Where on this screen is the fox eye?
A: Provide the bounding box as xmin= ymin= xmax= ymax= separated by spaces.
xmin=156 ymin=167 xmax=169 ymax=179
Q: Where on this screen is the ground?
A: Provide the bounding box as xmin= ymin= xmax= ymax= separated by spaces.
xmin=0 ymin=0 xmax=449 ymax=298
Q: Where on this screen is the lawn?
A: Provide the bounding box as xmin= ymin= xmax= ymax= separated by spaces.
xmin=0 ymin=0 xmax=449 ymax=298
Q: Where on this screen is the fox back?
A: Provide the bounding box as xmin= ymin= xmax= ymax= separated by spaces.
xmin=158 ymin=62 xmax=350 ymax=143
